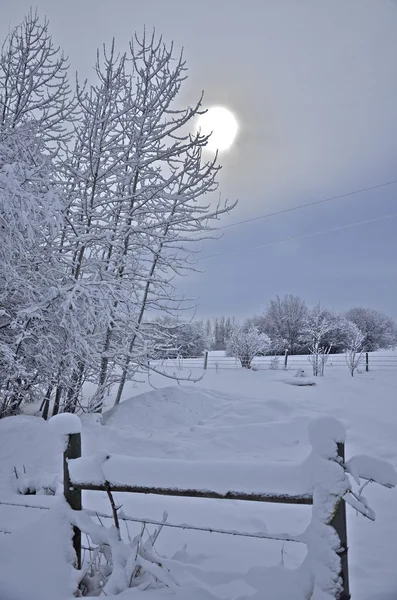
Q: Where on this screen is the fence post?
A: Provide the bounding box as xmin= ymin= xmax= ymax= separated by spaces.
xmin=64 ymin=431 xmax=82 ymax=569
xmin=284 ymin=349 xmax=289 ymax=369
xmin=331 ymin=442 xmax=350 ymax=600
xmin=203 ymin=350 xmax=209 ymax=370
xmin=366 ymin=352 xmax=369 ymax=373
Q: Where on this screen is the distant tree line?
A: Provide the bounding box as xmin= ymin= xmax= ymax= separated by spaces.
xmin=248 ymin=296 xmax=397 ymax=356
xmin=161 ymin=296 xmax=397 ymax=369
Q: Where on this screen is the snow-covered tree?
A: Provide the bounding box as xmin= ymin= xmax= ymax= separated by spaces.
xmin=345 ymin=308 xmax=397 ymax=352
xmin=56 ymin=32 xmax=235 ymax=411
xmin=226 ymin=324 xmax=272 ymax=369
xmin=300 ymin=305 xmax=340 ymax=376
xmin=178 ymin=321 xmax=209 ymax=358
xmin=224 ymin=316 xmax=235 ymax=342
xmin=0 ymin=11 xmax=76 ymax=417
xmin=212 ymin=316 xmax=235 ymax=351
xmin=109 ymin=33 xmax=235 ymax=407
xmin=260 ymin=295 xmax=308 ymax=354
xmin=344 ymin=322 xmax=365 ymax=377
xmin=0 ymin=123 xmax=63 ymax=417
xmin=213 ymin=317 xmax=225 ymax=350
xmin=0 ymin=9 xmax=74 ymax=148
xmin=0 ymin=15 xmax=236 ymax=416
xmin=205 ymin=319 xmax=213 ymax=347
xmin=153 ymin=318 xmax=208 ymax=358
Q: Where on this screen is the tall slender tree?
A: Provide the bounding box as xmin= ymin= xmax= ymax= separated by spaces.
xmin=0 ymin=16 xmax=236 ymax=416
xmin=0 ymin=11 xmax=74 ymax=417
xmin=0 ymin=9 xmax=74 ymax=147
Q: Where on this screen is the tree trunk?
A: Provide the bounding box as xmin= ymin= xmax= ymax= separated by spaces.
xmin=41 ymin=384 xmax=53 ymax=420
xmin=240 ymin=356 xmax=251 ymax=369
xmin=52 ymin=386 xmax=63 ymax=417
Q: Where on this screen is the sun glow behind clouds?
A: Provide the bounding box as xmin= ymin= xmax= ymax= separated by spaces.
xmin=197 ymin=106 xmax=238 ymax=152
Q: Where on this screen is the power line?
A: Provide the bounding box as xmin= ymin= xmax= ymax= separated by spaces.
xmin=199 ymin=212 xmax=397 ymax=261
xmin=218 ymin=179 xmax=397 ymax=230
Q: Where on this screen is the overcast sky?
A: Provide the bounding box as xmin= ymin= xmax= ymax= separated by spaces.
xmin=2 ymin=0 xmax=397 ymax=319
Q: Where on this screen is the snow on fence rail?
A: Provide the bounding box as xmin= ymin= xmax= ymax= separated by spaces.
xmin=69 ymin=454 xmax=313 ymax=503
xmin=59 ymin=414 xmax=397 ymax=599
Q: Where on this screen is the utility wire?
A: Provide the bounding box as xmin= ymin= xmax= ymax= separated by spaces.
xmin=199 ymin=212 xmax=397 ymax=261
xmin=218 ymin=179 xmax=397 ymax=231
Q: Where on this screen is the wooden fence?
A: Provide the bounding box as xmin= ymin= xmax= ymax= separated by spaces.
xmin=64 ymin=431 xmax=351 ymax=599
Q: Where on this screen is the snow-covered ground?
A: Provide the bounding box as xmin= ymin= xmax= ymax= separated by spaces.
xmin=0 ymin=367 xmax=396 ymax=599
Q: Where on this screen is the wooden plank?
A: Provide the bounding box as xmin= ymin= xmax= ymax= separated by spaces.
xmin=69 ymin=454 xmax=310 ymax=500
xmin=70 ymin=482 xmax=313 ymax=505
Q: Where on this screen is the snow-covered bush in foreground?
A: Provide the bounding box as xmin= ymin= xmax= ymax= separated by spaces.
xmin=69 ymin=508 xmax=179 ymax=596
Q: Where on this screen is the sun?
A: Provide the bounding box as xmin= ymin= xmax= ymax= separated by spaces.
xmin=197 ymin=106 xmax=238 ymax=152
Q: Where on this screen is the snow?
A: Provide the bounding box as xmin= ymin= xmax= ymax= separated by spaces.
xmin=0 ymin=369 xmax=397 ymax=599
xmin=345 ymin=454 xmax=397 ymax=488
xmin=0 ymin=416 xmax=64 ymax=496
xmin=307 ymin=417 xmax=346 ymax=459
xmin=48 ymin=413 xmax=82 ymax=435
xmin=102 ymin=387 xmax=217 ymax=432
xmin=69 ymin=454 xmax=311 ymax=498
xmin=285 ymin=379 xmax=316 ymax=386
xmin=0 ymin=500 xmax=76 ymax=600
xmin=344 ymin=494 xmax=375 ymax=521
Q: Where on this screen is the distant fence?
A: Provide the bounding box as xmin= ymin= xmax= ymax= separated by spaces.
xmin=153 ymin=351 xmax=397 ymax=372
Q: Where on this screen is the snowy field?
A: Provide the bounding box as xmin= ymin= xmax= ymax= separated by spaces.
xmin=0 ymin=366 xmax=396 ymax=599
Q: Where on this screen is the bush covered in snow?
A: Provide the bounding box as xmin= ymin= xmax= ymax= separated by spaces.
xmin=226 ymin=325 xmax=272 ymax=368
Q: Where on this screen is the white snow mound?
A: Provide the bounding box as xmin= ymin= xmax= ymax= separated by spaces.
xmin=102 ymin=386 xmax=219 ymax=431
xmin=49 ymin=413 xmax=81 ymax=434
